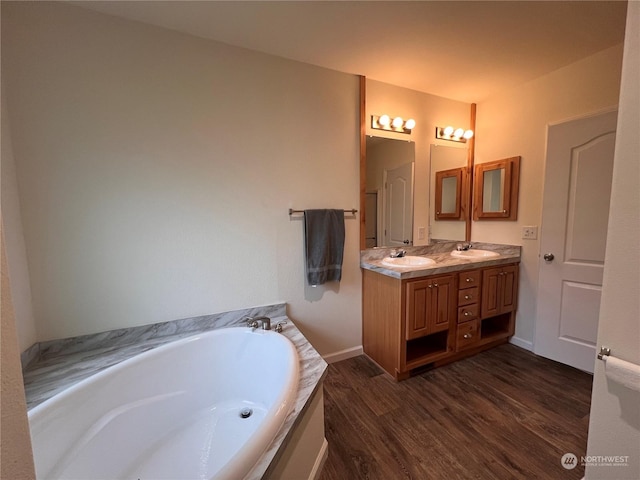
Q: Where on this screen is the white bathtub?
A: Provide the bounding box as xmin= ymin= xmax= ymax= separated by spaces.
xmin=28 ymin=327 xmax=300 ymax=480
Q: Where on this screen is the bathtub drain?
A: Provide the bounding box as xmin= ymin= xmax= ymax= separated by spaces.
xmin=239 ymin=408 xmax=253 ymax=419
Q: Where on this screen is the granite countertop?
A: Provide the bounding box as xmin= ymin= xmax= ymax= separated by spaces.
xmin=360 ymin=241 xmax=522 ymax=280
xmin=22 ymin=305 xmax=327 ymax=480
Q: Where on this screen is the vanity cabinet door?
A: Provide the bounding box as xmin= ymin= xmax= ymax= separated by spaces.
xmin=500 ymin=266 xmax=518 ymax=312
xmin=405 ymin=275 xmax=455 ymax=340
xmin=481 ymin=265 xmax=519 ymax=318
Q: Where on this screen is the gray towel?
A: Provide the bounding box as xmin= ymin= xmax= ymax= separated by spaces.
xmin=304 ymin=209 xmax=345 ymax=286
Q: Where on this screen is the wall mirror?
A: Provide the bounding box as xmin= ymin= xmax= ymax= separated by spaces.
xmin=473 ymin=156 xmax=521 ymax=220
xmin=429 ymin=145 xmax=468 ymax=241
xmin=364 ymin=136 xmax=415 ymax=247
xmin=359 ymin=78 xmax=476 ymax=249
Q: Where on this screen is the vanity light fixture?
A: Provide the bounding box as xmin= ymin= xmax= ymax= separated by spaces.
xmin=436 ymin=125 xmax=474 ymax=143
xmin=371 ymin=114 xmax=415 ymax=134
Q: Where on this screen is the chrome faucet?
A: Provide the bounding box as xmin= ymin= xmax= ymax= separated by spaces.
xmin=246 ymin=316 xmax=272 ymax=331
xmin=390 ymin=249 xmax=407 ymax=258
xmin=456 ymin=243 xmax=473 ymax=251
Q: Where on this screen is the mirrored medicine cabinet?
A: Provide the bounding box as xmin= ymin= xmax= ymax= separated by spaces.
xmin=435 ymin=168 xmax=463 ymax=219
xmin=473 ymin=156 xmax=520 ymax=221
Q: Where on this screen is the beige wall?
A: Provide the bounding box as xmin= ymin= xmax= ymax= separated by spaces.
xmin=1 ymin=96 xmax=37 ymax=352
xmin=1 ymin=224 xmax=36 ymax=479
xmin=1 ymin=2 xmax=360 ymax=357
xmin=366 ymin=80 xmax=470 ymax=246
xmin=586 ymin=3 xmax=640 ymax=477
xmin=474 ymin=44 xmax=624 ymax=347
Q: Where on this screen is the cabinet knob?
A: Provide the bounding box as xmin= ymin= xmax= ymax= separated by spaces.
xmin=464 ymin=295 xmax=471 ymax=300
xmin=463 ymin=333 xmax=472 ymax=339
xmin=433 ymin=283 xmax=438 ymax=287
xmin=464 ymin=311 xmax=471 ymax=316
xmin=466 ymin=278 xmax=473 ymax=282
xmin=428 ymin=284 xmax=433 ymax=288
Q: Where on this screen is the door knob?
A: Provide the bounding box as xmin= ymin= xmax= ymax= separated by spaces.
xmin=403 ymin=239 xmax=410 ymax=245
xmin=543 ymin=253 xmax=555 ymax=262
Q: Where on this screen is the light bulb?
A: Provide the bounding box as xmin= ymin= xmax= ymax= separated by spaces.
xmin=453 ymin=128 xmax=464 ymax=139
xmin=378 ymin=114 xmax=390 ymax=127
xmin=463 ymin=129 xmax=474 ymax=139
xmin=443 ymin=126 xmax=454 ymax=136
xmin=392 ymin=117 xmax=404 ymax=129
xmin=404 ymin=119 xmax=416 ymax=130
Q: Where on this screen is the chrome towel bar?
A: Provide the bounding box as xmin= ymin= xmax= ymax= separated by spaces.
xmin=288 ymin=208 xmax=357 ymax=216
xmin=597 ymin=347 xmax=640 ymax=392
xmin=598 ymin=346 xmax=611 ymax=360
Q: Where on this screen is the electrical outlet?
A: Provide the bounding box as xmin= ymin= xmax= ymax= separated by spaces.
xmin=418 ymin=227 xmax=426 ymax=240
xmin=522 ymin=226 xmax=538 ymax=240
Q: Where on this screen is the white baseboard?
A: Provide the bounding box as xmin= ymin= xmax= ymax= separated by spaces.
xmin=509 ymin=336 xmax=534 ymax=351
xmin=309 ymin=438 xmax=329 ymax=480
xmin=323 ymin=346 xmax=363 ymax=364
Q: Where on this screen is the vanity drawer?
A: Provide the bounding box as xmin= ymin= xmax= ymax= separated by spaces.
xmin=456 ymin=320 xmax=479 ymax=351
xmin=458 ymin=304 xmax=479 ymax=323
xmin=458 ymin=287 xmax=479 ymax=306
xmin=459 ymin=270 xmax=481 ymax=289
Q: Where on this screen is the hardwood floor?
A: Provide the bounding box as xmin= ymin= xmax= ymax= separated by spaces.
xmin=319 ymin=345 xmax=592 ymax=480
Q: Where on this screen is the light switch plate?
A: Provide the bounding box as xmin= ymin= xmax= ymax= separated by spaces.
xmin=522 ymin=226 xmax=538 ymax=240
xmin=418 ymin=227 xmax=426 ymax=240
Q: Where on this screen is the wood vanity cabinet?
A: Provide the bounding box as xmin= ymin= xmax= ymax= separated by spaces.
xmin=363 ymin=263 xmax=518 ymax=380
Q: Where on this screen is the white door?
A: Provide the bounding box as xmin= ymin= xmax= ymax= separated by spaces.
xmin=534 ymin=110 xmax=617 ymax=373
xmin=384 ymin=163 xmax=414 ymax=247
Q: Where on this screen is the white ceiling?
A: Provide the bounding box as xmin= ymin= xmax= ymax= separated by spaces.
xmin=74 ymin=1 xmax=628 ymax=103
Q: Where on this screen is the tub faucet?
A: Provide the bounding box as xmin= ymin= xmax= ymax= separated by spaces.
xmin=456 ymin=243 xmax=473 ymax=251
xmin=246 ymin=316 xmax=272 ymax=331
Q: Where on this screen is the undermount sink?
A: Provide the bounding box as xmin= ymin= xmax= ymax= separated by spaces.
xmin=450 ymin=249 xmax=500 ymax=259
xmin=381 ymin=256 xmax=436 ymax=268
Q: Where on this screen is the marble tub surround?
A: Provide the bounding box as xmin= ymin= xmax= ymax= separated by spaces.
xmin=22 ymin=304 xmax=287 ymax=405
xmin=361 ymin=242 xmax=521 ymax=280
xmin=25 ymin=303 xmax=287 ymax=366
xmin=21 ymin=304 xmax=327 ymax=480
xmin=23 ymin=302 xmax=301 ymax=408
xmin=20 ymin=341 xmax=40 ymax=369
